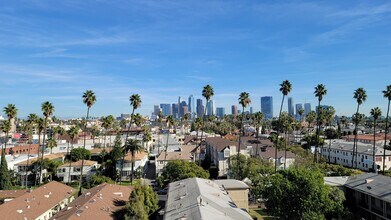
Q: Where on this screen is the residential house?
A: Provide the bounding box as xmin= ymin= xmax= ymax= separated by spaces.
xmin=204 ymin=137 xmax=251 ymax=177
xmin=156 ymin=151 xmax=193 ymax=176
xmin=164 ymin=178 xmax=252 ymax=220
xmin=0 ymin=181 xmax=74 ymax=220
xmin=14 ymin=153 xmax=65 ymax=186
xmin=57 ymin=160 xmax=99 ymax=183
xmin=51 ymin=183 xmax=132 ymax=220
xmin=116 ymin=151 xmax=149 ymax=181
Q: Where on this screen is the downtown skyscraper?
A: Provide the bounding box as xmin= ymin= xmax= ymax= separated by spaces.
xmin=288 ymin=97 xmax=294 ymax=117
xmin=188 ymin=95 xmax=195 ymax=117
xmin=261 ymin=96 xmax=273 ymax=119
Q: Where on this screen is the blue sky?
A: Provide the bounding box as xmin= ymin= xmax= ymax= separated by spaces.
xmin=0 ymin=0 xmax=390 ymax=118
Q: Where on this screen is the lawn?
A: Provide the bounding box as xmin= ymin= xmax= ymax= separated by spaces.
xmin=249 ymin=208 xmax=275 ymax=220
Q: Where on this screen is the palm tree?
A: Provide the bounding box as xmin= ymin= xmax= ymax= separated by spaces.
xmin=39 ymin=101 xmax=54 ymax=184
xmin=253 ymin=112 xmax=263 ymax=158
xmin=157 ymin=111 xmax=163 ymax=154
xmin=34 ymin=117 xmax=44 ymax=187
xmin=67 ymin=126 xmax=79 ymax=184
xmin=352 ymin=88 xmax=367 ymax=168
xmin=120 ymin=94 xmax=141 ymax=185
xmin=237 ymin=92 xmax=251 ymax=179
xmin=370 ymin=107 xmax=381 ymax=172
xmin=193 ymin=117 xmax=202 ymax=163
xmin=142 ymin=126 xmax=152 ymax=151
xmin=3 ymin=104 xmax=18 ymax=151
xmin=198 ymin=85 xmax=214 ymax=165
xmin=46 ymin=137 xmax=57 ymax=154
xmin=325 ymin=107 xmax=335 ymax=164
xmin=25 ymin=113 xmax=38 ymax=188
xmin=122 ymin=139 xmax=142 ymax=184
xmin=165 ymin=115 xmax=175 ymax=161
xmin=314 ymin=84 xmax=327 ymax=163
xmin=298 ymin=108 xmax=304 ymax=142
xmin=275 ymin=80 xmax=292 ymax=172
xmin=79 ymin=90 xmax=96 ymax=196
xmin=382 ymin=85 xmax=391 ymax=173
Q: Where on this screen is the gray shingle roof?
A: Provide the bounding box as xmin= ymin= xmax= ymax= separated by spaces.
xmin=164 ymin=178 xmax=252 ymax=220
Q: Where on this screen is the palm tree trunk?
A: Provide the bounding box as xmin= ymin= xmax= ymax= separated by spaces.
xmin=120 ymin=154 xmax=126 ymax=184
xmin=39 ymin=118 xmax=48 ymax=184
xmin=237 ymin=107 xmax=245 ymax=179
xmin=165 ymin=126 xmax=170 ymax=161
xmin=120 ymin=109 xmax=135 ymax=185
xmin=68 ymin=143 xmax=73 ymax=185
xmin=328 ymin=133 xmax=332 ymax=165
xmin=78 ymin=107 xmax=90 ymax=196
xmin=373 ymin=120 xmax=377 ymax=172
xmin=25 ymin=142 xmax=31 ymax=189
xmin=104 ymin=130 xmax=107 ymax=149
xmin=383 ymin=100 xmax=390 ymax=174
xmin=275 ymin=95 xmax=285 ymax=173
xmin=198 ymin=100 xmax=209 ymax=166
xmin=34 ymin=130 xmax=41 ymax=188
xmin=284 ymin=132 xmax=287 ymax=169
xmin=130 ymin=151 xmax=135 ymax=184
xmin=255 ymin=127 xmax=259 ymax=158
xmin=315 ymin=100 xmax=321 ymax=163
xmin=352 ymin=105 xmax=360 ymax=168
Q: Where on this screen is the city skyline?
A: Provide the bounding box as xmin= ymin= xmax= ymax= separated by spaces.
xmin=0 ymin=1 xmax=390 ymax=118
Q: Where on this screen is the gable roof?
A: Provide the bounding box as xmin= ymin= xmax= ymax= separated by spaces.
xmin=16 ymin=153 xmax=65 ymax=166
xmin=123 ymin=151 xmax=148 ymax=162
xmin=157 ymin=151 xmax=193 ymax=161
xmin=51 ymin=183 xmax=132 ymax=220
xmin=0 ymin=181 xmax=74 ymax=220
xmin=59 ymin=160 xmax=97 ymax=168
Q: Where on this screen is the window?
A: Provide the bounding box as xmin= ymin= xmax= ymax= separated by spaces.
xmin=376 ymin=157 xmax=382 ymax=162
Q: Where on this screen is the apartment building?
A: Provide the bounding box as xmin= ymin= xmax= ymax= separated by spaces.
xmin=320 ymin=140 xmax=391 ymax=171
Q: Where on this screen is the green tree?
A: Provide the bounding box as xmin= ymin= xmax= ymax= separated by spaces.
xmin=24 ymin=113 xmax=38 ymax=188
xmin=120 ymin=94 xmax=141 ymax=185
xmin=3 ymin=104 xmax=18 ymax=152
xmin=370 ymin=107 xmax=381 ymax=172
xmin=0 ymin=149 xmax=11 ymax=190
xmin=39 ymin=101 xmax=54 ymax=184
xmin=79 ymin=90 xmax=97 ymax=196
xmin=158 ymin=160 xmax=209 ymax=186
xmin=382 ymin=85 xmax=391 ymax=173
xmin=253 ymin=112 xmax=263 ymax=158
xmin=70 ymin=148 xmax=91 ymax=161
xmin=121 ymin=139 xmax=143 ymax=185
xmin=125 ymin=184 xmax=158 ymax=220
xmin=102 ymin=134 xmax=123 ymax=180
xmin=237 ymin=92 xmax=251 ymax=179
xmin=46 ymin=137 xmax=57 ymax=154
xmin=352 ymin=88 xmax=367 ymax=168
xmin=261 ymin=168 xmax=344 ymax=219
xmin=164 ymin=115 xmax=175 ymax=161
xmin=275 ymin=80 xmax=292 ymax=172
xmin=198 ymin=84 xmax=214 ymax=165
xmin=314 ymin=84 xmax=327 ymax=163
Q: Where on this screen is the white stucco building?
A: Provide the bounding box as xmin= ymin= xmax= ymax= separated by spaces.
xmin=57 ymin=160 xmax=99 ymax=183
xmin=320 ymin=139 xmax=391 ymax=172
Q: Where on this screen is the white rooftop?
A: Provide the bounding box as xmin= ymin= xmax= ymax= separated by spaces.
xmin=164 ymin=178 xmax=252 ymax=220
